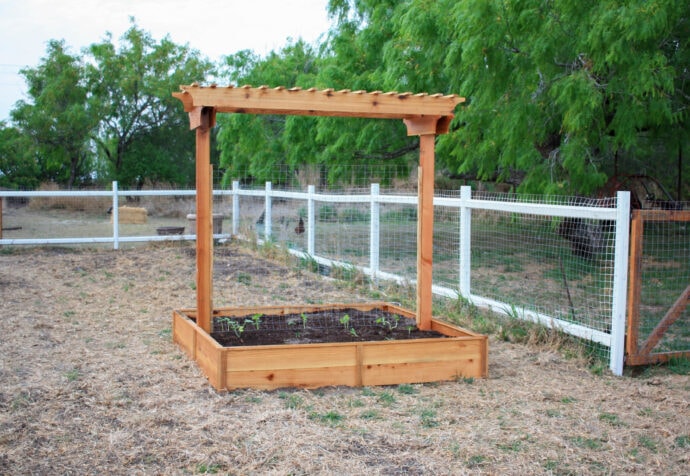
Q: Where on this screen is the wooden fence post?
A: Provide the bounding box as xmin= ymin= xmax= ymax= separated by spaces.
xmin=626 ymin=210 xmax=644 ymax=361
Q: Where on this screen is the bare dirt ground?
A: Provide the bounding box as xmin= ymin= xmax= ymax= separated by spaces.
xmin=0 ymin=241 xmax=688 ymax=475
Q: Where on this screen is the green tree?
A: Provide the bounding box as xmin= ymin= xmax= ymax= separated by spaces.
xmin=0 ymin=123 xmax=40 ymax=189
xmin=11 ymin=40 xmax=96 ymax=188
xmin=217 ymin=3 xmax=428 ymax=188
xmin=218 ymin=41 xmax=322 ymax=187
xmin=442 ymin=0 xmax=689 ymax=194
xmin=324 ymin=0 xmax=690 ymax=196
xmin=86 ymin=21 xmax=215 ymax=188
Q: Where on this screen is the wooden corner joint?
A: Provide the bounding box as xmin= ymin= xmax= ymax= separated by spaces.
xmin=403 ymin=115 xmax=453 ymax=136
xmin=189 ymin=107 xmax=217 ymax=131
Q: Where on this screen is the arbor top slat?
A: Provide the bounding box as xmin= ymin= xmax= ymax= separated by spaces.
xmin=173 ymin=84 xmax=464 ymax=120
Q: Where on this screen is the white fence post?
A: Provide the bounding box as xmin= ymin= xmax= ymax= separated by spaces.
xmin=609 ymin=191 xmax=631 ymax=376
xmin=459 ymin=186 xmax=472 ymax=299
xmin=370 ymin=183 xmax=380 ymax=282
xmin=112 ymin=181 xmax=119 ymax=250
xmin=307 ymin=185 xmax=315 ymax=256
xmin=265 ymin=182 xmax=272 ymax=240
xmin=232 ymin=180 xmax=240 ymax=236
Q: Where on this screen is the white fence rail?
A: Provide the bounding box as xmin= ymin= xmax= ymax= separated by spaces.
xmin=0 ymin=182 xmax=630 ymax=375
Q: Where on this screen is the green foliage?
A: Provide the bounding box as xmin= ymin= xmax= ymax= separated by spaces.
xmin=0 ymin=124 xmax=40 ymax=189
xmin=86 ymin=21 xmax=215 ymax=188
xmin=6 ymin=2 xmax=689 ymax=195
xmin=446 ymin=0 xmax=689 ymax=194
xmin=11 ymin=41 xmax=97 ymax=188
xmin=5 ymin=21 xmax=213 ymax=189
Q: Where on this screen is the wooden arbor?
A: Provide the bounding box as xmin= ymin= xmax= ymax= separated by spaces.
xmin=173 ymin=84 xmax=465 ymax=334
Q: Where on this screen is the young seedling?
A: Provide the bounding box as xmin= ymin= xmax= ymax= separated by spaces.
xmin=301 ymin=313 xmax=309 ymax=329
xmin=339 ymin=313 xmax=351 ymax=331
xmin=219 ymin=318 xmax=246 ymax=339
xmin=250 ymin=313 xmax=262 ymax=330
xmin=349 ymin=327 xmax=358 ymax=337
xmin=376 ymin=314 xmax=400 ymax=331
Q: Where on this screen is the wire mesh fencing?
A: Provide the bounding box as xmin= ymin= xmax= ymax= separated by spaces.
xmin=234 ymin=181 xmax=630 ymax=373
xmin=0 ymin=176 xmax=636 ymax=374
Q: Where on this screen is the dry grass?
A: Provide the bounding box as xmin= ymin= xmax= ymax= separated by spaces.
xmin=0 ymin=241 xmax=688 ymax=475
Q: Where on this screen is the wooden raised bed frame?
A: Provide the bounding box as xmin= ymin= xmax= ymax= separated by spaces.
xmin=173 ymin=302 xmax=488 ymax=391
xmin=172 ymin=85 xmax=488 ymax=389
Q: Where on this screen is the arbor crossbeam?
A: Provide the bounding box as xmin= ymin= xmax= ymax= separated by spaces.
xmin=174 ymin=84 xmax=463 ymax=133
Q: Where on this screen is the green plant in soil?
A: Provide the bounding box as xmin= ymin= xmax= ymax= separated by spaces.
xmin=376 ymin=313 xmax=400 ymax=331
xmin=300 ymin=312 xmax=308 ymax=329
xmin=339 ymin=313 xmax=351 ymax=331
xmin=249 ymin=313 xmax=262 ymax=330
xmin=219 ymin=318 xmax=247 ymax=339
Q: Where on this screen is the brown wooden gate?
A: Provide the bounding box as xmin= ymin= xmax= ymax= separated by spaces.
xmin=626 ymin=209 xmax=690 ymax=365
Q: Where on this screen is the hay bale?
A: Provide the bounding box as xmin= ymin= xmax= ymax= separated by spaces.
xmin=112 ymin=206 xmax=147 ymax=224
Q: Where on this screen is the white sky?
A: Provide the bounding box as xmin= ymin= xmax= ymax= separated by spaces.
xmin=0 ymin=0 xmax=332 ymax=121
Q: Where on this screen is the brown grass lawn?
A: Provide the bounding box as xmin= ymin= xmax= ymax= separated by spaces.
xmin=0 ymin=241 xmax=688 ymax=475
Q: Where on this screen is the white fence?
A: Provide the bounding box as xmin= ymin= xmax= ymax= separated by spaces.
xmin=0 ymin=182 xmax=630 ymax=375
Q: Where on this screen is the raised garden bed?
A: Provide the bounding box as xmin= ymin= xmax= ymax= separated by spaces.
xmin=173 ymin=302 xmax=488 ymax=391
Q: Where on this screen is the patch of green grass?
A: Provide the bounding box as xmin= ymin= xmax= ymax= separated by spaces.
xmin=599 ymin=412 xmax=625 ymax=427
xmin=497 ymin=440 xmax=524 ymax=452
xmin=569 ymin=436 xmax=603 ymax=450
xmin=196 ymin=463 xmax=222 ymax=474
xmin=419 ymin=408 xmax=439 ymax=428
xmin=396 ymin=383 xmax=417 ymax=395
xmin=299 ymin=254 xmax=320 ymax=274
xmin=359 ymin=409 xmax=380 ymax=420
xmin=466 ymin=455 xmax=486 ymax=468
xmin=309 ymin=410 xmax=344 ymax=425
xmin=361 ymin=387 xmax=376 ymax=397
xmin=64 ymin=368 xmax=81 ymax=382
xmin=638 ymin=435 xmax=658 ymax=452
xmin=667 ymin=356 xmax=690 ymax=375
xmin=339 ymin=207 xmax=369 ymax=223
xmin=318 ymin=204 xmax=338 ymax=222
xmin=278 ymin=392 xmax=303 ymax=410
xmin=377 ymin=391 xmax=396 ymax=406
xmin=236 ymin=272 xmax=251 ymax=285
xmin=674 ymin=435 xmax=690 ymax=448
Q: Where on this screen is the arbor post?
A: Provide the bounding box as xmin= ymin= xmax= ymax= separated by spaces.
xmin=191 ymin=106 xmax=216 ymax=333
xmin=403 ymin=117 xmax=441 ymax=330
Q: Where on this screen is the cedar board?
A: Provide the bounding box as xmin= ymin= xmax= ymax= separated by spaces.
xmin=172 ymin=302 xmax=488 ymax=391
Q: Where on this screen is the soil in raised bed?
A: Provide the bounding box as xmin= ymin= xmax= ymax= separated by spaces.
xmin=210 ymin=308 xmax=446 ymax=347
